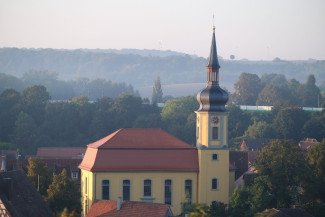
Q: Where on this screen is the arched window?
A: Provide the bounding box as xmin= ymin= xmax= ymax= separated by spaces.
xmin=164 ymin=179 xmax=172 ymax=205
xmin=123 ymin=179 xmax=131 ymax=201
xmin=212 ymin=178 xmax=218 ymax=190
xmin=102 ymin=180 xmax=110 ymax=200
xmin=143 ymin=179 xmax=152 ymax=197
xmin=185 ymin=179 xmax=192 ymax=203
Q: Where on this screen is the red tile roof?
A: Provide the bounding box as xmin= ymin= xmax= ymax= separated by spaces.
xmin=37 ymin=147 xmax=86 ymax=159
xmin=87 ymin=129 xmax=195 ymax=149
xmin=79 ymin=129 xmax=199 ymax=172
xmin=299 ymin=138 xmax=319 ymax=151
xmin=86 ymin=200 xmax=172 ymax=217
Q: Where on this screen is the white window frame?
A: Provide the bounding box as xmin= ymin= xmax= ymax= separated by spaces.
xmin=123 ymin=179 xmax=131 ymax=201
xmin=102 ymin=179 xmax=110 ymax=200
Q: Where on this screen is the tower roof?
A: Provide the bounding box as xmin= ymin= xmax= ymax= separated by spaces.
xmin=207 ymin=27 xmax=220 ymax=68
xmin=196 ymin=27 xmax=228 ymax=112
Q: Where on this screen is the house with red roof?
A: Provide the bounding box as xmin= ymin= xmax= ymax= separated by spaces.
xmin=79 ymin=27 xmax=234 ymax=216
xmin=87 ymin=198 xmax=173 ymax=217
xmin=36 ymin=147 xmax=86 ymax=182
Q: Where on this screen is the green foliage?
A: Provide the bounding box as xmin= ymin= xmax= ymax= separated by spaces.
xmin=209 ymin=201 xmax=227 ymax=217
xmin=244 ymin=121 xmax=277 ymax=139
xmin=27 ymin=157 xmax=52 ymax=196
xmin=46 ymin=169 xmax=81 ymax=214
xmin=188 ymin=204 xmax=211 ymax=217
xmin=260 ymin=73 xmax=287 ymax=87
xmin=299 ymin=74 xmax=321 ymax=107
xmin=233 ymin=73 xmax=264 ymax=105
xmin=227 ymin=104 xmax=251 ymax=139
xmin=229 ymin=188 xmax=252 ymax=217
xmin=0 ymin=142 xmax=17 ymax=150
xmin=161 ymin=96 xmax=198 ymax=144
xmin=152 ymin=76 xmax=163 ymax=103
xmin=10 ymin=112 xmax=38 ymax=154
xmin=255 ymin=140 xmax=307 ymax=207
xmin=20 ymin=85 xmax=50 ymax=124
xmin=272 ymin=107 xmax=308 ymax=140
xmin=0 ymin=88 xmax=21 ymax=142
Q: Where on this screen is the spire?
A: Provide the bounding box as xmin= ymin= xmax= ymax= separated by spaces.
xmin=207 ymin=27 xmax=220 ymax=68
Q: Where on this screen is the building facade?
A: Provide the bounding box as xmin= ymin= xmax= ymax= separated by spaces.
xmin=79 ymin=27 xmax=233 ymax=216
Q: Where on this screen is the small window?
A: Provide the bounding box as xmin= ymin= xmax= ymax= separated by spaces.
xmin=123 ymin=180 xmax=131 ymax=201
xmin=197 ymin=127 xmax=199 ymax=138
xmin=185 ymin=179 xmax=192 ymax=203
xmin=71 ymin=172 xmax=78 ymax=179
xmin=212 ymin=178 xmax=218 ymax=190
xmin=102 ymin=180 xmax=110 ymax=200
xmin=212 ymin=127 xmax=218 ymax=140
xmin=164 ymin=179 xmax=172 ymax=205
xmin=143 ymin=179 xmax=152 ymax=197
xmin=212 ymin=154 xmax=218 ymax=161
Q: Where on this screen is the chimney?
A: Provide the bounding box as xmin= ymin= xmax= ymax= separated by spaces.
xmin=117 ymin=197 xmax=122 ymax=211
xmin=1 ymin=154 xmax=6 ymax=172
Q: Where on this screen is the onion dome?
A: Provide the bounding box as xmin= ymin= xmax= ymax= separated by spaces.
xmin=196 ymin=27 xmax=229 ymax=112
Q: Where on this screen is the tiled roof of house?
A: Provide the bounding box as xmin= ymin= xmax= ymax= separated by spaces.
xmin=37 ymin=147 xmax=86 ymax=159
xmin=0 ymin=170 xmax=54 ymax=217
xmin=299 ymin=138 xmax=319 ymax=151
xmin=86 ymin=200 xmax=173 ymax=217
xmin=79 ymin=129 xmax=199 ymax=172
xmin=241 ymin=138 xmax=271 ymax=150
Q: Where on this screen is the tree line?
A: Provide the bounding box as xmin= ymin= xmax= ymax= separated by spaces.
xmin=1 ymin=48 xmax=325 ymax=89
xmin=0 ymin=70 xmax=138 ymax=101
xmin=232 ymin=73 xmax=323 ymax=107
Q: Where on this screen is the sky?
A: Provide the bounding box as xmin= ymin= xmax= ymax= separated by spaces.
xmin=1 ymin=0 xmax=325 ymax=60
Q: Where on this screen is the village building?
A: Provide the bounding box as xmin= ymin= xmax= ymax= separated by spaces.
xmin=87 ymin=198 xmax=173 ymax=217
xmin=0 ymin=170 xmax=54 ymax=217
xmin=36 ymin=147 xmax=86 ymax=182
xmin=79 ymin=27 xmax=235 ymax=216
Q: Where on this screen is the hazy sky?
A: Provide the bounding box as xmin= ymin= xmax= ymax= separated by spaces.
xmin=1 ymin=0 xmax=324 ymax=60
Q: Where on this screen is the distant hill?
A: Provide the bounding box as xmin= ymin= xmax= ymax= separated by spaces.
xmin=1 ymin=48 xmax=324 ymax=97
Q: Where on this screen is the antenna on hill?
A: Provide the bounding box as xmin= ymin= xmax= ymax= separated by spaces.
xmin=213 ymin=14 xmax=215 ymax=31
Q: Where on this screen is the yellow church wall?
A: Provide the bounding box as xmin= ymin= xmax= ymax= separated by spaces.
xmin=198 ymin=149 xmax=229 ymax=205
xmin=81 ymin=170 xmax=198 ymax=216
xmin=81 ymin=169 xmax=95 ymax=216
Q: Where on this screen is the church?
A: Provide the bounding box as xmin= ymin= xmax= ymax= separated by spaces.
xmin=79 ymin=27 xmax=235 ymax=216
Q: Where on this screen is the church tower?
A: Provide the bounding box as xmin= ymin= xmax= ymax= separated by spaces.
xmin=196 ymin=26 xmax=230 ymax=204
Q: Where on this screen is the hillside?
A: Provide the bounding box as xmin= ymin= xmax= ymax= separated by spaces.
xmin=1 ymin=48 xmax=324 ymax=97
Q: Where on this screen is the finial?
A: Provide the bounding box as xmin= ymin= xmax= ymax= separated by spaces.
xmin=213 ymin=14 xmax=215 ymax=31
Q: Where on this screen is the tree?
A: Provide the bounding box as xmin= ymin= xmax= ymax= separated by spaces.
xmin=272 ymin=107 xmax=308 ymax=140
xmin=46 ymin=169 xmax=81 ymax=214
xmin=298 ymin=74 xmax=321 ymax=107
xmin=20 ymin=85 xmax=50 ymax=124
xmin=152 ymin=76 xmax=163 ymax=103
xmin=256 ymin=84 xmax=293 ymax=106
xmin=27 ymin=157 xmax=52 ymax=196
xmin=255 ymin=140 xmax=307 ymax=207
xmin=209 ymin=201 xmax=227 ymax=217
xmin=228 ymin=104 xmax=251 ymax=139
xmin=0 ymin=88 xmax=21 ymax=141
xmin=10 ymin=111 xmax=38 ymax=154
xmin=229 ymin=188 xmax=251 ymax=217
xmin=161 ymin=96 xmax=198 ymax=144
xmin=260 ymin=73 xmax=287 ymax=87
xmin=244 ymin=121 xmax=277 ymax=139
xmin=233 ymin=73 xmax=264 ymax=105
xmin=302 ymin=112 xmax=325 ymax=141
